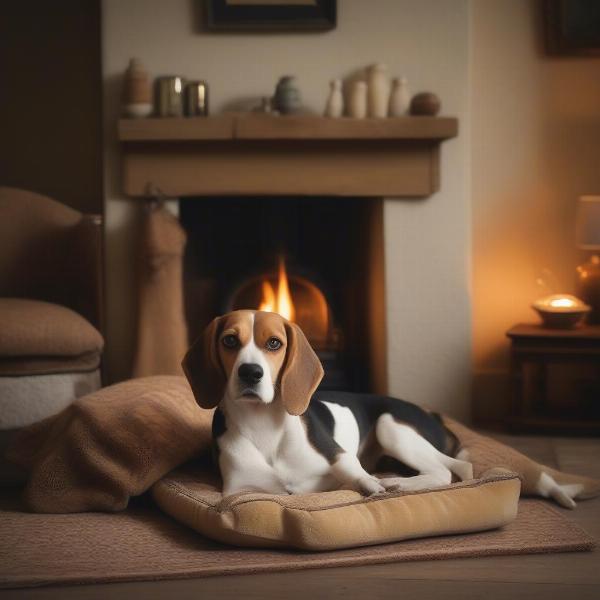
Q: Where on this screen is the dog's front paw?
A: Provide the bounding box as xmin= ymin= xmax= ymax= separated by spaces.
xmin=379 ymin=477 xmax=406 ymax=492
xmin=356 ymin=475 xmax=386 ymax=496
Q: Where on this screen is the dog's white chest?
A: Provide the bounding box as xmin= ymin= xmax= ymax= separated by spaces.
xmin=220 ymin=404 xmax=335 ymax=494
xmin=270 ymin=423 xmax=333 ymax=494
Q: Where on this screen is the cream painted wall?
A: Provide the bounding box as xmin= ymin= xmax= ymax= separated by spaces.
xmin=471 ymin=0 xmax=600 ymax=421
xmin=102 ymin=0 xmax=471 ymax=419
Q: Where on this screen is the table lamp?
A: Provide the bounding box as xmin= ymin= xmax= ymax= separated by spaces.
xmin=576 ymin=195 xmax=600 ymax=324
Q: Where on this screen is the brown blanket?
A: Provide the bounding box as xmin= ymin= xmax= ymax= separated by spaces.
xmin=5 ymin=376 xmax=212 ymax=513
xmin=4 ymin=377 xmax=600 ymax=513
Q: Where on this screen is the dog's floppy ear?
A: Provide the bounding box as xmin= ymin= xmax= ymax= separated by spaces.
xmin=279 ymin=321 xmax=324 ymax=415
xmin=182 ymin=316 xmax=226 ymax=409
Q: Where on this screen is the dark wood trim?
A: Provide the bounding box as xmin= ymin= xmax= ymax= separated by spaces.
xmin=205 ymin=0 xmax=337 ymax=32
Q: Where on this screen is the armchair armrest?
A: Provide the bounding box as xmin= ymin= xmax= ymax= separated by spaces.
xmin=66 ymin=214 xmax=103 ymax=332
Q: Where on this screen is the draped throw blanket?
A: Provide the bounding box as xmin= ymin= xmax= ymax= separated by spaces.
xmin=132 ymin=204 xmax=188 ymax=378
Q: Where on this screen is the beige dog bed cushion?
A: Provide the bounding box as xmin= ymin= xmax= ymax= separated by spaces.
xmin=153 ymin=466 xmax=521 ymax=551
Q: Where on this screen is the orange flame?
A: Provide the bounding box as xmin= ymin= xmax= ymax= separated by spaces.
xmin=258 ymin=258 xmax=296 ymax=322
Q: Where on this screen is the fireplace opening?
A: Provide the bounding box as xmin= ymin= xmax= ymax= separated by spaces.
xmin=227 ymin=256 xmax=335 ymax=351
xmin=180 ymin=196 xmax=386 ymax=393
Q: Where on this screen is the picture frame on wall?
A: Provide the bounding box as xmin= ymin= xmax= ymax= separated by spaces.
xmin=544 ymin=0 xmax=600 ymax=56
xmin=205 ymin=0 xmax=337 ymax=32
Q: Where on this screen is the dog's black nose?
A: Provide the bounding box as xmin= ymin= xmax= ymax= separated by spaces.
xmin=238 ymin=363 xmax=263 ymax=384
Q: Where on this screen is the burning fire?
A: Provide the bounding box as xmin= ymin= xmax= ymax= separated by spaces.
xmin=258 ymin=258 xmax=296 ymax=322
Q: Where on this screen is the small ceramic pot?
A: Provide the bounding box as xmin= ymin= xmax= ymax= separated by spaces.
xmin=274 ymin=76 xmax=302 ymax=115
xmin=410 ymin=92 xmax=441 ymax=116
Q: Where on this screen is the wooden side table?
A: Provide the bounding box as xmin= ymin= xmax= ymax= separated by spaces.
xmin=507 ymin=324 xmax=600 ymax=434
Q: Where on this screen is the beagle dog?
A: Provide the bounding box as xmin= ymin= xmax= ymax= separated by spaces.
xmin=182 ymin=309 xmax=474 ymax=497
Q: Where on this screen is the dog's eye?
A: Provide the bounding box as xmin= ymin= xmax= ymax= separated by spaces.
xmin=222 ymin=334 xmax=239 ymax=349
xmin=266 ymin=337 xmax=282 ymax=351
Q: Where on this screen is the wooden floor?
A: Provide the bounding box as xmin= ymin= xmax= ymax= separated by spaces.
xmin=2 ymin=432 xmax=599 ymax=600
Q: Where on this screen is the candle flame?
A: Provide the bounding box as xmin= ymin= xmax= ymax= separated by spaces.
xmin=549 ymin=297 xmax=576 ymax=308
xmin=534 ymin=294 xmax=587 ymax=311
xmin=258 ymin=258 xmax=296 ymax=322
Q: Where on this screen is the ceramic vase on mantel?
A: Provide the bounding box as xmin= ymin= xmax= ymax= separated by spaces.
xmin=274 ymin=76 xmax=302 ymax=115
xmin=324 ymin=79 xmax=343 ymax=118
xmin=348 ymin=80 xmax=367 ymax=119
xmin=388 ymin=77 xmax=410 ymax=117
xmin=124 ymin=58 xmax=152 ymax=118
xmin=367 ymin=63 xmax=390 ymax=118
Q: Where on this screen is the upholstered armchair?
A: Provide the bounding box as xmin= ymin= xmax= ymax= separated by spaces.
xmin=0 ymin=187 xmax=104 ymax=482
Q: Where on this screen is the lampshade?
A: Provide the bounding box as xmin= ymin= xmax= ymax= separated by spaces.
xmin=576 ymin=196 xmax=600 ymax=250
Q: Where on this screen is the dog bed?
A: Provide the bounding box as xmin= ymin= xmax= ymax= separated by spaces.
xmin=152 ymin=466 xmax=521 ymax=551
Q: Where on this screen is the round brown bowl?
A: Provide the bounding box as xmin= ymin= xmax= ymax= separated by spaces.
xmin=532 ymin=305 xmax=590 ymax=329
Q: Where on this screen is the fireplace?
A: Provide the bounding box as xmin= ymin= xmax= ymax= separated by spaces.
xmin=118 ymin=113 xmax=458 ymax=395
xmin=180 ymin=195 xmax=386 ymax=393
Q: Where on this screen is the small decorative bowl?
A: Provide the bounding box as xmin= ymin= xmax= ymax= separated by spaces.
xmin=532 ymin=294 xmax=591 ymax=329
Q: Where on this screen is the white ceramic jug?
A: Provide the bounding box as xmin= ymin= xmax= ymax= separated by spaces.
xmin=324 ymin=79 xmax=344 ymax=118
xmin=388 ymin=77 xmax=410 ymax=117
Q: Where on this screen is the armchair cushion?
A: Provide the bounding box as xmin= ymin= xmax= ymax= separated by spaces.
xmin=0 ymin=298 xmax=103 ymax=375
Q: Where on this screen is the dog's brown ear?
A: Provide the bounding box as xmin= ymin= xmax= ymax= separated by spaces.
xmin=182 ymin=316 xmax=225 ymax=409
xmin=279 ymin=321 xmax=324 ymax=415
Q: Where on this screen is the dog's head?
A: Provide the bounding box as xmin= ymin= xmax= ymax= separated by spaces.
xmin=182 ymin=310 xmax=324 ymax=415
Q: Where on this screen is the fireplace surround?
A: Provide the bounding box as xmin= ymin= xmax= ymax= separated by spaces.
xmin=119 ymin=114 xmax=458 ymax=394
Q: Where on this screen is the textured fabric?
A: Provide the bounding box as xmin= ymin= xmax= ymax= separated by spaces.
xmin=0 ymin=352 xmax=100 ymax=376
xmin=7 ymin=374 xmax=600 ymax=521
xmin=0 ymin=187 xmax=103 ymax=330
xmin=444 ymin=418 xmax=600 ymax=499
xmin=0 ymin=496 xmax=593 ymax=589
xmin=4 ymin=376 xmax=213 ymax=513
xmin=0 ymin=431 xmax=27 ymax=485
xmin=0 ymin=370 xmax=101 ymax=430
xmin=132 ymin=205 xmax=188 ymax=378
xmin=153 ymin=467 xmax=520 ymax=551
xmin=0 ymin=298 xmax=103 ymax=360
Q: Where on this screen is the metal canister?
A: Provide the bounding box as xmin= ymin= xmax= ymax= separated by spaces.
xmin=184 ymin=81 xmax=209 ymax=117
xmin=155 ymin=76 xmax=185 ymax=117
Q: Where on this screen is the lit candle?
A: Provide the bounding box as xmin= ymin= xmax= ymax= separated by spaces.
xmin=532 ymin=294 xmax=590 ymax=328
xmin=535 ymin=294 xmax=585 ymax=311
xmin=549 ymin=298 xmax=575 ymax=308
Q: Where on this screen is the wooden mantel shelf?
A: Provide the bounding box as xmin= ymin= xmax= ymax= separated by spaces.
xmin=118 ymin=114 xmax=458 ymax=198
xmin=118 ymin=114 xmax=457 ymax=142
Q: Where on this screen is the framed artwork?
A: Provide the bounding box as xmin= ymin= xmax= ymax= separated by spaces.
xmin=544 ymin=0 xmax=600 ymax=56
xmin=205 ymin=0 xmax=337 ymax=32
